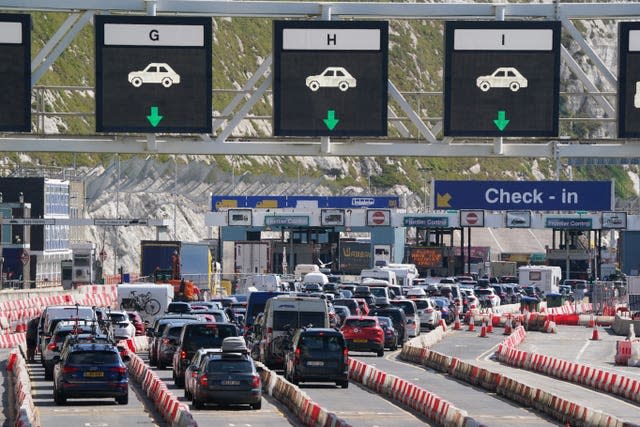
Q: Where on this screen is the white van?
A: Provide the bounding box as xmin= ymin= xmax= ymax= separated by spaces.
xmin=244 ymin=274 xmax=282 ymax=292
xmin=382 ymin=263 xmax=418 ymax=288
xmin=38 ymin=305 xmax=97 ymax=356
xmin=360 ymin=268 xmax=398 ymax=287
xmin=294 ymin=264 xmax=320 ymax=278
xmin=117 ymin=283 xmax=174 ymax=324
xmin=258 ymin=295 xmax=330 ymax=368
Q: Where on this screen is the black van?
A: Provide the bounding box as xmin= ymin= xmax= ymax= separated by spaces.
xmin=284 ymin=328 xmax=349 ymax=388
xmin=369 ymin=306 xmax=408 ymax=346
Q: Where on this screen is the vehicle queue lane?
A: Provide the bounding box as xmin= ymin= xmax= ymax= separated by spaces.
xmin=27 ymin=360 xmax=164 ymax=427
xmin=150 ymin=357 xmax=429 ymax=427
xmin=149 ymin=364 xmax=304 ymax=427
xmin=516 ymin=325 xmax=640 ymax=380
xmin=357 ymin=350 xmax=558 ymax=427
xmin=433 ymin=328 xmax=640 ymax=425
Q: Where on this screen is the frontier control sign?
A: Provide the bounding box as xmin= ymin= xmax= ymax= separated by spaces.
xmin=273 ymin=21 xmax=388 ymax=136
xmin=96 ymin=16 xmax=212 ymax=133
xmin=434 ymin=180 xmax=612 ymax=211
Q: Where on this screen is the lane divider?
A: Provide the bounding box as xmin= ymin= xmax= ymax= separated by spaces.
xmin=6 ymin=344 xmax=40 ymax=427
xmin=494 ymin=326 xmax=640 ymax=405
xmin=399 ymin=327 xmax=627 ymax=426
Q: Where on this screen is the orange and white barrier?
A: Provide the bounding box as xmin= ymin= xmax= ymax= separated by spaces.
xmin=7 ymin=345 xmax=40 ymax=427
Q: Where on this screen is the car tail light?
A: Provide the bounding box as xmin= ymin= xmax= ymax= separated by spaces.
xmin=162 ymin=338 xmax=170 ymax=346
xmin=294 ymin=347 xmax=301 ymax=364
xmin=199 ymin=374 xmax=208 ymax=387
xmin=109 ymin=366 xmax=127 ymax=375
xmin=266 ymin=327 xmax=273 ymax=334
xmin=62 ymin=366 xmax=80 ymax=374
xmin=251 ymin=375 xmax=261 ymax=388
xmin=426 ymin=308 xmax=433 ymax=313
xmin=47 ymin=343 xmax=57 ymax=351
xmin=488 ymin=295 xmax=494 ymax=299
xmin=180 ymin=351 xmax=187 ymax=360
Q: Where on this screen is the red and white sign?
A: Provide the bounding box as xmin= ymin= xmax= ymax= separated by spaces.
xmin=460 ymin=210 xmax=484 ymax=227
xmin=367 ymin=209 xmax=390 ymax=226
xmin=20 ymin=250 xmax=29 ymax=265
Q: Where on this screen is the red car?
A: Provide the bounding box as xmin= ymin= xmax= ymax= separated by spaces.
xmin=340 ymin=316 xmax=384 ymax=357
xmin=352 ymin=298 xmax=370 ymax=316
xmin=126 ymin=311 xmax=145 ymax=336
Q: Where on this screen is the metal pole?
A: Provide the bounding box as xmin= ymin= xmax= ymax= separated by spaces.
xmin=174 ymin=155 xmax=177 ymax=239
xmin=114 ymin=154 xmax=120 ymax=276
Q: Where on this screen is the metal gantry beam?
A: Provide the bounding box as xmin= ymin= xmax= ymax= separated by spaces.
xmin=0 ymin=1 xmax=637 ymax=158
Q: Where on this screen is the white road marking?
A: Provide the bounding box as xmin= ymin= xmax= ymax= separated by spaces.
xmin=576 ymin=340 xmax=590 ymax=361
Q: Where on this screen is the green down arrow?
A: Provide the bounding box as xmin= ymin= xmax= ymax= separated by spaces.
xmin=493 ymin=110 xmax=509 ymax=131
xmin=147 ymin=106 xmax=163 ymax=127
xmin=323 ymin=110 xmax=339 ymax=130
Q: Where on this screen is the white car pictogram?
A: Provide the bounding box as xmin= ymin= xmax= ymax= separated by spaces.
xmin=476 ymin=67 xmax=528 ymax=92
xmin=128 ymin=63 xmax=181 ymax=88
xmin=306 ymin=67 xmax=357 ymax=92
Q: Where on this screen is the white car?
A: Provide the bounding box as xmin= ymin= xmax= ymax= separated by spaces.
xmin=474 ymin=288 xmax=501 ymax=309
xmin=107 ymin=310 xmax=136 ymax=340
xmin=306 ymin=67 xmax=357 ymax=92
xmin=413 ymin=298 xmax=441 ymax=329
xmin=476 ymin=67 xmax=528 ymax=92
xmin=128 ymin=62 xmax=181 ymax=88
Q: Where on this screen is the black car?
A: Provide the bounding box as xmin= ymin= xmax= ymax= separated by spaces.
xmin=375 ymin=316 xmax=398 ymax=350
xmin=147 ymin=314 xmax=201 ymax=366
xmin=192 ymin=339 xmax=261 ymax=410
xmin=284 ymin=328 xmax=349 ymax=388
xmin=368 ymin=307 xmax=408 ymax=346
xmin=157 ymin=321 xmax=198 ymax=369
xmin=53 ymin=343 xmax=128 ymax=405
xmin=172 ymin=322 xmax=240 ymax=387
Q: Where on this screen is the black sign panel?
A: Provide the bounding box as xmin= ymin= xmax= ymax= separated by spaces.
xmin=618 ymin=23 xmax=640 ymax=138
xmin=0 ymin=14 xmax=30 ymax=132
xmin=273 ymin=21 xmax=388 ymax=137
xmin=444 ymin=21 xmax=560 ymax=137
xmin=96 ymin=16 xmax=212 ymax=133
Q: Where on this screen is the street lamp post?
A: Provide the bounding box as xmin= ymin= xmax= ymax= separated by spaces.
xmin=418 ymin=167 xmax=432 ymax=212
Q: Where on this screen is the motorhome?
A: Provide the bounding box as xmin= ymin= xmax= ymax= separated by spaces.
xmin=382 ymin=263 xmax=418 ymax=288
xmin=518 ymin=266 xmax=562 ymax=295
xmin=360 ymin=268 xmax=398 ymax=287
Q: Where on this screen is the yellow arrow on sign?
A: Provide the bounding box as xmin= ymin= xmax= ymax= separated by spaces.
xmin=436 ymin=192 xmax=452 ymax=208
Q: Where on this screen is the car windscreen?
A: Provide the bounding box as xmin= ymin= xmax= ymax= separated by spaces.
xmin=108 ymin=313 xmax=127 ymax=322
xmin=475 ymin=289 xmax=493 ymax=296
xmin=206 ymin=358 xmax=252 ymax=374
xmin=273 ymin=311 xmax=326 ymax=330
xmin=370 ymin=288 xmax=387 ymax=298
xmin=391 ymin=301 xmax=415 ymax=315
xmin=344 ymin=318 xmax=376 ymax=328
xmin=167 ymin=326 xmax=184 ymax=339
xmin=183 ymin=324 xmax=238 ymax=351
xmin=67 ymin=351 xmax=119 ymax=365
xmin=299 ymin=335 xmax=343 ymax=354
xmin=413 ymin=300 xmax=429 ymax=310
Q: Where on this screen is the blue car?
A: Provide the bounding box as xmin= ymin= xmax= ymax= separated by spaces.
xmin=53 ymin=343 xmax=128 ymax=405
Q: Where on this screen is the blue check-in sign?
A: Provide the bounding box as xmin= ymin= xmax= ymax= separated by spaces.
xmin=433 ymin=180 xmax=612 ymax=211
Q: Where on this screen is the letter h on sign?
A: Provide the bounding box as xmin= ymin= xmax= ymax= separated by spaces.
xmin=327 ymin=33 xmax=337 ymax=45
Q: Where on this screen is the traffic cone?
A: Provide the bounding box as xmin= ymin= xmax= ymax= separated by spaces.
xmin=591 ymin=324 xmax=600 ymax=341
xmin=453 ymin=314 xmax=461 ymax=330
xmin=468 ymin=317 xmax=475 ymax=332
xmin=504 ymin=317 xmax=512 ymax=335
xmin=486 ymin=319 xmax=494 ymax=333
xmin=479 ymin=321 xmax=487 ymax=337
xmin=587 ymin=314 xmax=595 ymax=328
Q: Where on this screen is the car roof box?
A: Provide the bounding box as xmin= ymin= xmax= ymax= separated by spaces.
xmin=221 ymin=336 xmax=248 ymax=353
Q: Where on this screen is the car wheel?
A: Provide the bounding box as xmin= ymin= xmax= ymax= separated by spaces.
xmin=251 ymin=399 xmax=262 ymax=410
xmin=338 ymin=380 xmax=349 ymax=389
xmin=391 ymin=342 xmax=398 ymax=351
xmin=338 ymin=81 xmax=349 ymax=91
xmin=376 ymin=349 xmax=384 ymax=357
xmin=291 ymin=374 xmax=299 ymax=385
xmin=308 ymin=81 xmax=320 ymax=91
xmin=54 ymin=389 xmax=66 ymax=405
xmin=509 ymin=82 xmax=520 ymax=92
xmin=44 ymin=367 xmax=53 ymax=381
xmin=157 ymin=361 xmax=165 ymax=370
xmin=175 ymin=376 xmax=184 ymax=388
xmin=185 ymin=389 xmax=192 ymax=400
xmin=193 ymin=397 xmax=204 ymax=410
xmin=116 ymin=394 xmax=128 ymax=405
xmin=479 ymin=81 xmax=491 ymax=92
xmin=162 ymin=77 xmax=173 ymax=88
xmin=131 ymin=77 xmax=143 ymax=88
